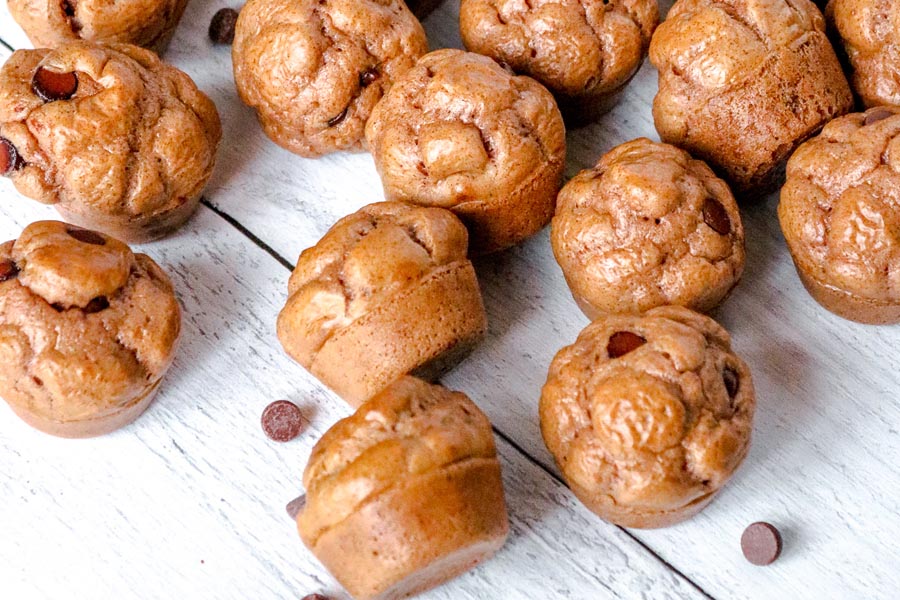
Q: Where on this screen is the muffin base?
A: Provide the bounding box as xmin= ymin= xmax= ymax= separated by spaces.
xmin=55 ymin=195 xmax=201 ymax=244
xmin=795 ymin=263 xmax=900 ymax=325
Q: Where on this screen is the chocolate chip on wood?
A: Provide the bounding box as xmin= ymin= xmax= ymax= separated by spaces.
xmin=209 ymin=8 xmax=239 ymax=44
xmin=285 ymin=494 xmax=306 ymax=520
xmin=741 ymin=522 xmax=783 ymax=566
xmin=261 ymin=400 xmax=304 ymax=442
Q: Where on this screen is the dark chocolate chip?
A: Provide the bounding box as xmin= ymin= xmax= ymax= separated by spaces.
xmin=32 ymin=67 xmax=78 ymax=102
xmin=865 ymin=108 xmax=895 ymax=126
xmin=741 ymin=522 xmax=782 ymax=566
xmin=301 ymin=595 xmax=330 ymax=600
xmin=209 ymin=8 xmax=239 ymax=44
xmin=0 ymin=259 xmax=19 ymax=282
xmin=723 ymin=367 xmax=739 ymax=398
xmin=67 ymin=227 xmax=106 ymax=245
xmin=607 ymin=331 xmax=646 ymax=359
xmin=286 ymin=494 xmax=306 ymax=520
xmin=327 ymin=107 xmax=349 ymax=128
xmin=0 ymin=137 xmax=25 ymax=175
xmin=359 ymin=68 xmax=379 ymax=88
xmin=62 ymin=0 xmax=76 ymax=16
xmin=83 ymin=296 xmax=109 ymax=314
xmin=261 ymin=400 xmax=304 ymax=442
xmin=702 ymin=197 xmax=731 ymax=235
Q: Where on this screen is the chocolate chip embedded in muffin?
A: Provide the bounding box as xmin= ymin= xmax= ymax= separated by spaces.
xmin=32 ymin=67 xmax=78 ymax=102
xmin=0 ymin=137 xmax=25 ymax=176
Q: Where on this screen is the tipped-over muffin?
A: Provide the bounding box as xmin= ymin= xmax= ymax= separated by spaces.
xmin=365 ymin=49 xmax=566 ymax=254
xmin=460 ymin=0 xmax=658 ymax=123
xmin=827 ymin=0 xmax=900 ymax=108
xmin=0 ymin=221 xmax=181 ymax=438
xmin=649 ymin=0 xmax=852 ymax=194
xmin=298 ymin=377 xmax=509 ymax=600
xmin=551 ymin=139 xmax=745 ymax=318
xmin=0 ymin=42 xmax=221 ymax=243
xmin=277 ymin=202 xmax=487 ymax=407
xmin=540 ymin=306 xmax=755 ymax=528
xmin=232 ymin=0 xmax=427 ymax=157
xmin=8 ymin=0 xmax=189 ymax=53
xmin=779 ymin=107 xmax=900 ymax=324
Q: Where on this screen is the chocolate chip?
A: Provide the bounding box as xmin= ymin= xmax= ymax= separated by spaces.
xmin=209 ymin=8 xmax=239 ymax=44
xmin=865 ymin=108 xmax=895 ymax=126
xmin=0 ymin=137 xmax=25 ymax=175
xmin=261 ymin=400 xmax=304 ymax=442
xmin=723 ymin=367 xmax=739 ymax=398
xmin=327 ymin=107 xmax=348 ymax=127
xmin=66 ymin=227 xmax=106 ymax=245
xmin=301 ymin=595 xmax=330 ymax=600
xmin=286 ymin=494 xmax=306 ymax=520
xmin=359 ymin=68 xmax=379 ymax=88
xmin=83 ymin=296 xmax=109 ymax=314
xmin=32 ymin=67 xmax=78 ymax=102
xmin=741 ymin=522 xmax=782 ymax=566
xmin=702 ymin=197 xmax=731 ymax=235
xmin=0 ymin=259 xmax=19 ymax=282
xmin=62 ymin=0 xmax=76 ymax=16
xmin=607 ymin=331 xmax=646 ymax=358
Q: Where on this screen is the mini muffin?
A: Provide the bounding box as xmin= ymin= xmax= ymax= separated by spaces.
xmin=277 ymin=202 xmax=487 ymax=407
xmin=551 ymin=139 xmax=745 ymax=319
xmin=366 ymin=49 xmax=566 ymax=254
xmin=460 ymin=0 xmax=658 ymax=123
xmin=232 ymin=0 xmax=427 ymax=157
xmin=0 ymin=221 xmax=181 ymax=438
xmin=298 ymin=376 xmax=509 ymax=600
xmin=0 ymin=42 xmax=221 ymax=243
xmin=540 ymin=305 xmax=755 ymax=528
xmin=649 ymin=0 xmax=853 ymax=194
xmin=828 ymin=0 xmax=900 ymax=108
xmin=779 ymin=107 xmax=900 ymax=324
xmin=8 ymin=0 xmax=189 ymax=53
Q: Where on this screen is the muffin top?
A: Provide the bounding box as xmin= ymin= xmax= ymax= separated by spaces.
xmin=0 ymin=221 xmax=181 ymax=423
xmin=298 ymin=377 xmax=496 ymax=544
xmin=0 ymin=42 xmax=221 ymax=220
xmin=552 ymin=138 xmax=744 ymax=316
xmin=232 ymin=0 xmax=427 ymax=157
xmin=779 ymin=107 xmax=900 ymax=302
xmin=540 ymin=306 xmax=754 ymax=514
xmin=278 ymin=202 xmax=470 ymax=367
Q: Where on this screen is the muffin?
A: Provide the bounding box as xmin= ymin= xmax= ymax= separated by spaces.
xmin=8 ymin=0 xmax=189 ymax=53
xmin=540 ymin=305 xmax=755 ymax=528
xmin=365 ymin=49 xmax=567 ymax=254
xmin=0 ymin=221 xmax=181 ymax=438
xmin=551 ymin=138 xmax=745 ymax=319
xmin=649 ymin=0 xmax=853 ymax=194
xmin=0 ymin=42 xmax=221 ymax=243
xmin=232 ymin=0 xmax=427 ymax=157
xmin=779 ymin=107 xmax=900 ymax=324
xmin=828 ymin=0 xmax=900 ymax=108
xmin=277 ymin=202 xmax=487 ymax=407
xmin=460 ymin=0 xmax=658 ymax=123
xmin=297 ymin=376 xmax=509 ymax=600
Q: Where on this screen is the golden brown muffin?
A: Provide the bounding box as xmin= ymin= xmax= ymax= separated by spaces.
xmin=298 ymin=377 xmax=509 ymax=600
xmin=366 ymin=50 xmax=566 ymax=254
xmin=779 ymin=107 xmax=900 ymax=324
xmin=551 ymin=139 xmax=745 ymax=318
xmin=0 ymin=221 xmax=181 ymax=438
xmin=649 ymin=0 xmax=853 ymax=195
xmin=277 ymin=202 xmax=487 ymax=407
xmin=460 ymin=0 xmax=659 ymax=124
xmin=232 ymin=0 xmax=427 ymax=157
xmin=8 ymin=0 xmax=189 ymax=53
xmin=540 ymin=306 xmax=755 ymax=528
xmin=827 ymin=0 xmax=900 ymax=108
xmin=0 ymin=42 xmax=221 ymax=243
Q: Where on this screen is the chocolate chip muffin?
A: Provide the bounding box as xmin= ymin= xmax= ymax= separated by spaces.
xmin=779 ymin=107 xmax=900 ymax=324
xmin=0 ymin=221 xmax=181 ymax=438
xmin=277 ymin=201 xmax=487 ymax=407
xmin=460 ymin=0 xmax=659 ymax=123
xmin=298 ymin=377 xmax=509 ymax=600
xmin=232 ymin=0 xmax=427 ymax=157
xmin=366 ymin=50 xmax=566 ymax=254
xmin=8 ymin=0 xmax=189 ymax=52
xmin=649 ymin=0 xmax=853 ymax=194
xmin=828 ymin=0 xmax=900 ymax=108
xmin=552 ymin=139 xmax=745 ymax=319
xmin=540 ymin=306 xmax=755 ymax=528
xmin=0 ymin=42 xmax=221 ymax=243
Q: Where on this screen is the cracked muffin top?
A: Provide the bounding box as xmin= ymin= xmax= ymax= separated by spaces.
xmin=460 ymin=0 xmax=658 ymax=119
xmin=551 ymin=138 xmax=745 ymax=318
xmin=0 ymin=221 xmax=181 ymax=426
xmin=8 ymin=0 xmax=190 ymax=52
xmin=0 ymin=42 xmax=221 ymax=241
xmin=232 ymin=0 xmax=427 ymax=157
xmin=540 ymin=306 xmax=754 ymax=523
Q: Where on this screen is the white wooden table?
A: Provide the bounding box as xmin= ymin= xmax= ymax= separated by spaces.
xmin=1 ymin=2 xmax=898 ymax=598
